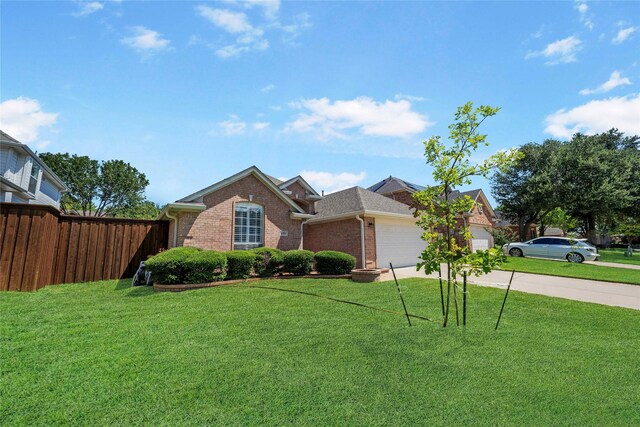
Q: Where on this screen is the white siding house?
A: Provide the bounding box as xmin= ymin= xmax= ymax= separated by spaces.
xmin=0 ymin=130 xmax=68 ymax=209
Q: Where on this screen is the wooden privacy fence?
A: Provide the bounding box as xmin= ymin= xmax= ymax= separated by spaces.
xmin=0 ymin=203 xmax=169 ymax=292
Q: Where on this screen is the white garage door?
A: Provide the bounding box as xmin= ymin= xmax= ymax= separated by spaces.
xmin=375 ymin=217 xmax=425 ymax=268
xmin=469 ymin=225 xmax=493 ymax=252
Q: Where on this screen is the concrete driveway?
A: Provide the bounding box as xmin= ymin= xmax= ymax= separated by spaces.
xmin=382 ymin=265 xmax=640 ymax=310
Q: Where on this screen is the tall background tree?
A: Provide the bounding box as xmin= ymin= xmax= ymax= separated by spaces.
xmin=556 ymin=130 xmax=639 ymax=241
xmin=491 ymin=129 xmax=640 ymax=244
xmin=491 ymin=140 xmax=561 ymax=241
xmin=39 ymin=153 xmax=159 ymax=218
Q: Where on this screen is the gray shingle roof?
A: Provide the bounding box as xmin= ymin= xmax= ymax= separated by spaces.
xmin=447 ymin=189 xmax=481 ymax=202
xmin=0 ymin=130 xmax=20 ymax=143
xmin=313 ymin=186 xmax=413 ymax=220
xmin=265 ymin=174 xmax=284 ymax=185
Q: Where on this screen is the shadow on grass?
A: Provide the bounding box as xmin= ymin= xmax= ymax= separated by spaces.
xmin=126 ymin=286 xmax=156 ymax=297
xmin=114 ymin=278 xmax=155 ymax=297
xmin=114 ymin=278 xmax=133 ymax=290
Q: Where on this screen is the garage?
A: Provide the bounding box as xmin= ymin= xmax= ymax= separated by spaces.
xmin=375 ymin=217 xmax=425 ymax=268
xmin=469 ymin=225 xmax=493 ymax=252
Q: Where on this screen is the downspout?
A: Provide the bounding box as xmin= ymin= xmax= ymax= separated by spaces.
xmin=164 ymin=210 xmax=178 ymax=248
xmin=355 ymin=215 xmax=366 ymax=269
xmin=300 ymin=219 xmax=308 ymax=249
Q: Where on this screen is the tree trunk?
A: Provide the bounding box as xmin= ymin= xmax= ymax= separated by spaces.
xmin=518 ymin=217 xmax=527 ymax=242
xmin=585 ymin=212 xmax=597 ymax=245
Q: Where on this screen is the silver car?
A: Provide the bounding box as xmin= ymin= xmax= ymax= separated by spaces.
xmin=502 ymin=237 xmax=599 ymax=263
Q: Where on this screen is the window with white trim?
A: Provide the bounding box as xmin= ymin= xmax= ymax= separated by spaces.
xmin=234 ymin=203 xmax=263 ymax=249
xmin=28 ymin=163 xmax=40 ymax=194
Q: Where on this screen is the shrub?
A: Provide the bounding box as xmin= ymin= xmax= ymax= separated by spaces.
xmin=314 ymin=250 xmax=356 ymax=275
xmin=282 ymin=250 xmax=314 ymax=276
xmin=225 ymin=250 xmax=257 ymax=279
xmin=252 ymin=247 xmax=284 ymax=277
xmin=146 ymin=246 xmax=202 ymax=284
xmin=183 ymin=251 xmax=227 ymax=284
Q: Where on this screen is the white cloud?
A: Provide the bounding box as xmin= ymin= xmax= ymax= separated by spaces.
xmin=218 ymin=115 xmax=247 ymax=135
xmin=245 ymin=0 xmax=280 ymax=20
xmin=394 ymin=94 xmax=425 ymax=102
xmin=195 ymin=4 xmax=310 ymax=58
xmin=299 ymin=170 xmax=367 ymax=194
xmin=72 ymin=1 xmax=104 ymax=17
xmin=260 ymin=84 xmax=275 ymax=93
xmin=216 ymin=44 xmax=250 ymax=58
xmin=121 ymin=26 xmax=171 ymax=54
xmin=275 ymin=12 xmax=312 ymax=45
xmin=526 ymin=35 xmax=582 ymax=65
xmin=0 ymin=97 xmax=58 ymax=143
xmin=613 ymin=26 xmax=637 ymax=44
xmin=253 ymin=122 xmax=270 ymax=130
xmin=196 ymin=6 xmax=256 ymax=34
xmin=196 ymin=5 xmax=270 ymax=58
xmin=544 ymin=94 xmax=640 ymax=139
xmin=575 ymin=3 xmax=593 ymax=30
xmin=579 ymin=71 xmax=632 ymax=95
xmin=286 ymin=96 xmax=432 ymax=139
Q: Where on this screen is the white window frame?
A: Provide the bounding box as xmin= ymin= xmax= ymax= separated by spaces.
xmin=234 ymin=202 xmax=264 ymax=249
xmin=28 ymin=163 xmax=41 ymax=195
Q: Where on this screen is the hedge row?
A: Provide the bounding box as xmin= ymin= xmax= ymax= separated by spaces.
xmin=146 ymin=247 xmax=356 ymax=284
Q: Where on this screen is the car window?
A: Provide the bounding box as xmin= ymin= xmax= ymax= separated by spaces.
xmin=549 ymin=238 xmax=569 ymax=246
xmin=533 ymin=238 xmax=553 ymax=245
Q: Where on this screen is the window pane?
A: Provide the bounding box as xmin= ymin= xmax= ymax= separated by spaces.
xmin=235 ymin=203 xmax=262 ymax=246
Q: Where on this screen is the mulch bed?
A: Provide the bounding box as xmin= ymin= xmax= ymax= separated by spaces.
xmin=153 ymin=273 xmax=353 ymax=292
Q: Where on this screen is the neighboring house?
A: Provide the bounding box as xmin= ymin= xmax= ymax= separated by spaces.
xmin=368 ymin=176 xmax=497 ymax=251
xmin=159 ymin=166 xmax=424 ymax=268
xmin=494 ymin=210 xmax=538 ymax=241
xmin=0 ymin=131 xmax=68 ymax=209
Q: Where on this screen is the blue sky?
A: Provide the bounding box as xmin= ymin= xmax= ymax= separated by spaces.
xmin=2 ymin=1 xmax=639 ymax=207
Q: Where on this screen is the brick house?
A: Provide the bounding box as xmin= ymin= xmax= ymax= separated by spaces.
xmin=159 ymin=166 xmax=425 ymax=268
xmin=368 ymin=176 xmax=498 ymax=251
xmin=159 ymin=167 xmax=497 ymax=268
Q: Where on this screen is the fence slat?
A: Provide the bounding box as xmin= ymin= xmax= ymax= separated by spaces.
xmin=0 ymin=203 xmax=168 ymax=291
xmin=0 ymin=208 xmax=19 ymax=291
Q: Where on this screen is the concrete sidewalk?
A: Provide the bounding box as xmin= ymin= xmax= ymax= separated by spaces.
xmin=586 ymin=260 xmax=640 ymax=270
xmin=382 ymin=266 xmax=640 ymax=310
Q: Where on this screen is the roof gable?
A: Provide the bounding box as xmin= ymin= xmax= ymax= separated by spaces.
xmin=177 ymin=166 xmax=305 ymax=213
xmin=278 ymin=175 xmax=320 ymax=196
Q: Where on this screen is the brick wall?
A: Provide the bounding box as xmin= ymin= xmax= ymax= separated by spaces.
xmin=382 ymin=190 xmax=415 ymax=207
xmin=468 ymin=203 xmax=494 ymax=227
xmin=304 ymin=218 xmax=364 ymax=267
xmin=363 ymin=216 xmax=376 ymax=268
xmin=283 ymin=181 xmax=315 ymax=214
xmin=175 ymin=174 xmax=302 ymax=251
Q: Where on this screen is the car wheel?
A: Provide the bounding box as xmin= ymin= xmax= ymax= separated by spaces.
xmin=509 ymin=248 xmax=523 ymax=257
xmin=566 ymin=252 xmax=584 ymax=263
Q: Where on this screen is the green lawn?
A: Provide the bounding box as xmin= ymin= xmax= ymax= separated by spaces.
xmin=503 ymin=256 xmax=640 ymax=285
xmin=2 ymin=279 xmax=639 ymax=426
xmin=598 ymin=248 xmax=640 ymax=266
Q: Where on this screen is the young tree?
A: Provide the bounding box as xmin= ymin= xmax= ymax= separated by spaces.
xmin=414 ymin=102 xmax=520 ymax=327
xmin=39 ymin=153 xmax=151 ymax=217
